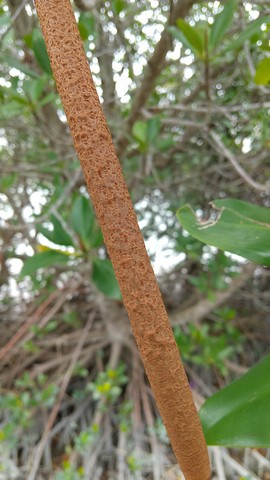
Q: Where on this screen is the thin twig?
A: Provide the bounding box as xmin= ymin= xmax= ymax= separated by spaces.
xmin=27 ymin=314 xmax=95 ymax=480
xmin=208 ymin=130 xmax=270 ymax=193
xmin=0 ymin=0 xmax=28 ymax=46
xmin=0 ymin=290 xmax=58 ymax=362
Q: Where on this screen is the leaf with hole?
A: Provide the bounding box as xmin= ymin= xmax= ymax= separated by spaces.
xmin=176 ymin=199 xmax=270 ymax=266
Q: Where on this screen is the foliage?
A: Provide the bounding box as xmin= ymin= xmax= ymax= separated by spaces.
xmin=178 ymin=197 xmax=270 ymax=446
xmin=200 ymin=354 xmax=270 ymax=447
xmin=86 ymin=364 xmax=128 ymax=408
xmin=0 ymin=373 xmax=58 ymax=447
xmin=174 ymin=311 xmax=243 ymax=375
xmin=0 ymin=0 xmax=270 ymax=477
xmin=177 ymin=199 xmax=270 ymax=266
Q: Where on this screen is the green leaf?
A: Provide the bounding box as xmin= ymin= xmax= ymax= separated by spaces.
xmin=200 ymin=354 xmax=270 ymax=446
xmin=78 ymin=13 xmax=95 ymax=41
xmin=156 ymin=136 xmax=175 ymax=151
xmin=0 ymin=103 xmax=28 ymax=119
xmin=176 ymin=199 xmax=270 ymax=266
xmin=2 ymin=54 xmax=40 ymax=78
xmin=210 ymin=0 xmax=237 ymax=50
xmin=20 ymin=250 xmax=69 ymax=278
xmin=23 ymin=77 xmax=47 ymax=103
xmin=32 ymin=29 xmax=52 ymax=75
xmin=70 ymin=195 xmax=95 ymax=250
xmin=37 ymin=215 xmax=74 ymax=247
xmin=254 ymin=58 xmax=270 ymax=85
xmin=226 ymin=16 xmax=268 ymax=51
xmin=92 ymin=259 xmax=122 ymax=300
xmin=146 ymin=117 xmax=161 ymax=146
xmin=176 ymin=19 xmax=204 ymax=57
xmin=132 ymin=121 xmax=147 ymax=151
xmin=113 ymin=0 xmax=125 ymax=14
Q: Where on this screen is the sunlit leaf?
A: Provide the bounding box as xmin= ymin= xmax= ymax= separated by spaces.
xmin=200 ymin=354 xmax=270 ymax=446
xmin=254 ymin=58 xmax=270 ymax=85
xmin=37 ymin=215 xmax=74 ymax=247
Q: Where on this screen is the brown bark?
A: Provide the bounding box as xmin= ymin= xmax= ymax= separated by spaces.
xmin=34 ymin=2 xmax=210 ymax=479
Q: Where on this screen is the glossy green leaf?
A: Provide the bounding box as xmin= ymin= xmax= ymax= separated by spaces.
xmin=70 ymin=195 xmax=95 ymax=250
xmin=210 ymin=0 xmax=236 ymax=50
xmin=176 ymin=19 xmax=204 ymax=57
xmin=20 ymin=250 xmax=69 ymax=278
xmin=176 ymin=199 xmax=270 ymax=266
xmin=92 ymin=259 xmax=122 ymax=300
xmin=32 ymin=29 xmax=52 ymax=75
xmin=254 ymin=58 xmax=270 ymax=85
xmin=200 ymin=354 xmax=270 ymax=446
xmin=37 ymin=215 xmax=74 ymax=247
xmin=226 ymin=16 xmax=268 ymax=51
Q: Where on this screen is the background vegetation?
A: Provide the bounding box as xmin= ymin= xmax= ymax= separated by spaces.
xmin=0 ymin=0 xmax=270 ymax=478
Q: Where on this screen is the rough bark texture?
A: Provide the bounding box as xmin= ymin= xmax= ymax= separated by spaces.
xmin=34 ymin=2 xmax=211 ymax=479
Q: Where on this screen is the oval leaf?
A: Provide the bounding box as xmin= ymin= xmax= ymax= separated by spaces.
xmin=32 ymin=29 xmax=52 ymax=75
xmin=254 ymin=58 xmax=270 ymax=85
xmin=200 ymin=354 xmax=270 ymax=446
xmin=92 ymin=258 xmax=122 ymax=300
xmin=132 ymin=121 xmax=147 ymax=151
xmin=70 ymin=195 xmax=95 ymax=250
xmin=176 ymin=19 xmax=204 ymax=57
xmin=37 ymin=214 xmax=74 ymax=247
xmin=146 ymin=117 xmax=161 ymax=146
xmin=20 ymin=250 xmax=69 ymax=278
xmin=176 ymin=199 xmax=270 ymax=266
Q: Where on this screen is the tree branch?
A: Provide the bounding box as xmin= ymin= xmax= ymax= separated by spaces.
xmin=170 ymin=264 xmax=256 ymax=327
xmin=115 ymin=0 xmax=201 ymax=157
